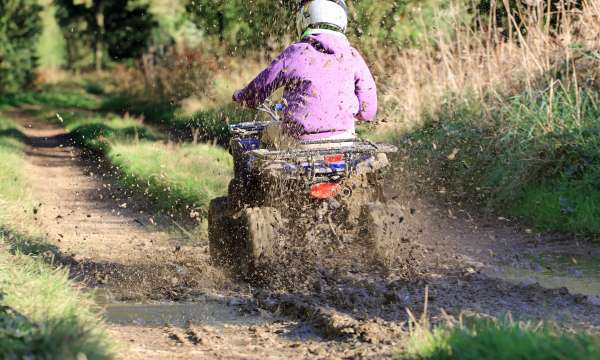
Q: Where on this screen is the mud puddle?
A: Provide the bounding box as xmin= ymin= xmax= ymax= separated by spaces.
xmin=104 ymin=300 xmax=263 ymax=327
xmin=487 ymin=252 xmax=600 ymax=297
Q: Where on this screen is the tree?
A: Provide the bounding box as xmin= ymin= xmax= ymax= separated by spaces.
xmin=185 ymin=0 xmax=464 ymax=52
xmin=477 ymin=0 xmax=584 ymax=38
xmin=54 ymin=0 xmax=157 ymax=71
xmin=186 ymin=0 xmax=296 ymax=51
xmin=0 ymin=0 xmax=42 ymax=94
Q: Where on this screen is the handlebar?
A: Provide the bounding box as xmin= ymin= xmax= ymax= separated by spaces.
xmin=256 ymin=99 xmax=285 ymax=121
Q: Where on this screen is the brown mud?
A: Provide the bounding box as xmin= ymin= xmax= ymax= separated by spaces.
xmin=6 ymin=109 xmax=600 ymax=359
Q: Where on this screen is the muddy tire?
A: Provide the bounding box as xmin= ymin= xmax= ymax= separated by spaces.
xmin=361 ymin=202 xmax=410 ymax=267
xmin=208 ymin=197 xmax=238 ymax=267
xmin=239 ymin=207 xmax=282 ymax=277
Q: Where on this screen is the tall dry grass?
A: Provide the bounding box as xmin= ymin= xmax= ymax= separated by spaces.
xmin=377 ymin=0 xmax=600 ymax=135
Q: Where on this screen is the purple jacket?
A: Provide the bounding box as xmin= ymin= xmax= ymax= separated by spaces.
xmin=233 ymin=32 xmax=377 ymax=140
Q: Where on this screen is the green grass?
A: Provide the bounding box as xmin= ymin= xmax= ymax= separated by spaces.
xmin=0 ymin=116 xmax=113 ymax=359
xmin=102 ymin=92 xmax=255 ymax=146
xmin=100 ymin=93 xmax=177 ymax=123
xmin=0 ymin=243 xmax=113 ymax=359
xmin=398 ymin=86 xmax=600 ymax=236
xmin=172 ymin=104 xmax=255 ymax=145
xmin=513 ymin=177 xmax=600 ymax=234
xmin=404 ymin=317 xmax=600 ymax=360
xmin=109 ymin=141 xmax=232 ymax=222
xmin=63 ymin=112 xmax=232 ymax=237
xmin=64 ymin=114 xmax=161 ymax=153
xmin=0 ymin=88 xmax=99 ymax=111
xmin=0 ymin=118 xmax=28 ymax=205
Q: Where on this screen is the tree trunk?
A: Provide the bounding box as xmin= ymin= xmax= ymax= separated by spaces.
xmin=94 ymin=2 xmax=105 ymax=72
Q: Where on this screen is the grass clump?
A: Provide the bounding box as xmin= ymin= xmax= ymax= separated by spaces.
xmin=64 ymin=114 xmax=160 ymax=153
xmin=404 ymin=317 xmax=600 ymax=360
xmin=0 ymin=247 xmax=113 ymax=360
xmin=108 ymin=142 xmax=232 ymax=222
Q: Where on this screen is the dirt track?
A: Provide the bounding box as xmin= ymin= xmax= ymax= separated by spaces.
xmin=9 ymin=110 xmax=600 ymax=359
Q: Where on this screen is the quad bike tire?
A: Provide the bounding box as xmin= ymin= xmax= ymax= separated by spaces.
xmin=208 ymin=197 xmax=238 ymax=267
xmin=361 ymin=202 xmax=410 ymax=267
xmin=238 ymin=207 xmax=282 ymax=277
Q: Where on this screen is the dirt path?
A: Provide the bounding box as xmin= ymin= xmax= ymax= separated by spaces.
xmin=10 ymin=112 xmax=395 ymax=359
xmin=7 ymin=109 xmax=600 ymax=359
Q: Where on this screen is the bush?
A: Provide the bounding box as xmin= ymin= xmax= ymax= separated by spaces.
xmin=0 ymin=0 xmax=43 ymax=94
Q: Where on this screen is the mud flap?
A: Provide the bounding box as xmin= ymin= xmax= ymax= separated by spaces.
xmin=239 ymin=207 xmax=282 ymax=276
xmin=360 ymin=202 xmax=408 ymax=267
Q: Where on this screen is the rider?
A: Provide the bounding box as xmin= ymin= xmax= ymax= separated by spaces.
xmin=233 ymin=0 xmax=377 ymax=144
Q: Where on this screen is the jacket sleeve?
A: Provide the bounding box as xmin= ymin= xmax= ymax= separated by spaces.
xmin=353 ymin=52 xmax=378 ymax=121
xmin=233 ymin=48 xmax=290 ymax=108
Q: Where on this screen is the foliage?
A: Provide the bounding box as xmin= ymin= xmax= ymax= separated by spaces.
xmin=0 ymin=0 xmax=42 ymax=94
xmin=477 ymin=0 xmax=585 ymax=38
xmin=185 ymin=0 xmax=467 ymax=51
xmin=54 ymin=0 xmax=158 ymax=70
xmin=186 ymin=0 xmax=296 ymax=50
xmin=404 ymin=317 xmax=600 ymax=360
xmin=348 ymin=0 xmax=468 ymax=49
xmin=37 ymin=0 xmax=66 ymax=70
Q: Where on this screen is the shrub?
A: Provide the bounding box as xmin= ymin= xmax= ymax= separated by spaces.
xmin=0 ymin=0 xmax=43 ymax=94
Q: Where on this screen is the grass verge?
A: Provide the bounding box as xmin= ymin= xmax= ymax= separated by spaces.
xmin=0 ymin=115 xmax=113 ymax=359
xmin=63 ymin=112 xmax=232 ymax=238
xmin=404 ymin=316 xmax=600 ymax=360
xmin=0 ymin=86 xmax=99 ymax=111
xmin=109 ymin=141 xmax=232 ymax=226
xmin=397 ymin=86 xmax=600 ymax=236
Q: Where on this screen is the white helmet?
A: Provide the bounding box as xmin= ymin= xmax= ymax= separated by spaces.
xmin=296 ymin=0 xmax=349 ymax=37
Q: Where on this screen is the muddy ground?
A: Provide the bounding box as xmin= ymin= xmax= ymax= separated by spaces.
xmin=8 ymin=110 xmax=600 ymax=359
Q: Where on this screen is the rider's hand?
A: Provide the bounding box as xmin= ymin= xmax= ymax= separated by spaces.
xmin=232 ymin=90 xmax=241 ymax=102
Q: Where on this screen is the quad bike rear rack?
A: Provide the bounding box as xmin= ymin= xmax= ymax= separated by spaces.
xmin=249 ymin=140 xmax=398 ymax=161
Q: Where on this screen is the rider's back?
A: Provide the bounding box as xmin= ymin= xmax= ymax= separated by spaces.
xmin=234 ymin=31 xmax=377 ymax=141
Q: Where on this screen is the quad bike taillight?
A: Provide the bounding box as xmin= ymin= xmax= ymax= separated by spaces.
xmin=310 ymin=182 xmax=341 ymax=199
xmin=324 ymin=154 xmax=343 ymax=163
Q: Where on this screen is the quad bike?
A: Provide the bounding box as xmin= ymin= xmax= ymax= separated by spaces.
xmin=208 ymin=103 xmax=408 ymax=277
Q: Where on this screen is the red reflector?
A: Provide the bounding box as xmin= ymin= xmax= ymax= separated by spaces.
xmin=324 ymin=154 xmax=343 ymax=164
xmin=310 ymin=182 xmax=340 ymax=199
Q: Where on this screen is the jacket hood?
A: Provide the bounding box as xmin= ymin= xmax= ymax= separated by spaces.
xmin=303 ymin=31 xmax=350 ymax=54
